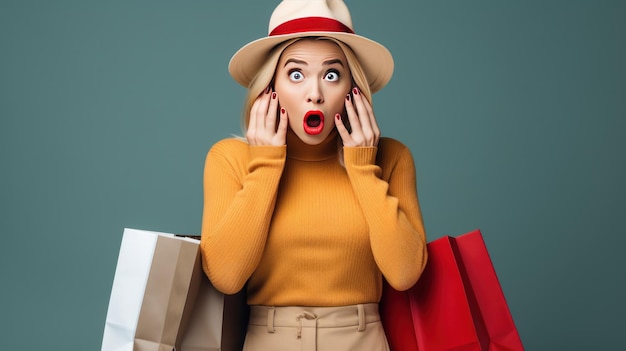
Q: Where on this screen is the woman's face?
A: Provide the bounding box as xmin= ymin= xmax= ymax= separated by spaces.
xmin=274 ymin=39 xmax=352 ymax=145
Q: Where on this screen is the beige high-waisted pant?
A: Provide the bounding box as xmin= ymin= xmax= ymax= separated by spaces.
xmin=243 ymin=303 xmax=390 ymax=351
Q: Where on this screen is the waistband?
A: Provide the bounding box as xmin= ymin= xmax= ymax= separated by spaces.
xmin=249 ymin=303 xmax=380 ymax=331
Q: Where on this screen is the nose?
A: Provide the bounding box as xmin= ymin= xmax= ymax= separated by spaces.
xmin=306 ymin=81 xmax=324 ymax=104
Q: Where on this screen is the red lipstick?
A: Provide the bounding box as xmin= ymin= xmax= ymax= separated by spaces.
xmin=303 ymin=110 xmax=325 ymax=135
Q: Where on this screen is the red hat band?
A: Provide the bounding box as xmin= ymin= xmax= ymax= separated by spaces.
xmin=270 ymin=17 xmax=355 ymax=36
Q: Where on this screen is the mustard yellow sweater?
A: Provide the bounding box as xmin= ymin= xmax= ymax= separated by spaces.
xmin=200 ymin=129 xmax=427 ymax=307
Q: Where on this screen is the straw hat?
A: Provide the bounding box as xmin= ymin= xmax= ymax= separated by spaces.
xmin=228 ymin=0 xmax=394 ymax=93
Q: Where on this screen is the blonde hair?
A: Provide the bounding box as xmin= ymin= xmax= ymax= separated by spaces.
xmin=240 ymin=37 xmax=373 ymax=134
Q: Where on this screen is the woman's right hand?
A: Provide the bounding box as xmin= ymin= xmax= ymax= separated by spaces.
xmin=246 ymin=88 xmax=288 ymax=146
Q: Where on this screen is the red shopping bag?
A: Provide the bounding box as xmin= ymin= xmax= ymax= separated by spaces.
xmin=380 ymin=284 xmax=419 ymax=351
xmin=452 ymin=230 xmax=524 ymax=350
xmin=381 ymin=229 xmax=524 ymax=351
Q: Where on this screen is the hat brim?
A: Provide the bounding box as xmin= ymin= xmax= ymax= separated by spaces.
xmin=228 ymin=32 xmax=394 ymax=93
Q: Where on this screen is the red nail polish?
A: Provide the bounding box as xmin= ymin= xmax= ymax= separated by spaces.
xmin=281 ymin=108 xmax=286 ymax=114
xmin=352 ymin=87 xmax=358 ymax=95
xmin=335 ymin=114 xmax=341 ymax=120
xmin=272 ymin=92 xmax=277 ymax=99
xmin=346 ymin=94 xmax=350 ymax=101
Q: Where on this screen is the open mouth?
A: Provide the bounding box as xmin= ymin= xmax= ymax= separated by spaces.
xmin=303 ymin=110 xmax=325 ymax=135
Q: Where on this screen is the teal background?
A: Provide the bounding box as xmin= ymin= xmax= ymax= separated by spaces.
xmin=1 ymin=0 xmax=624 ymax=349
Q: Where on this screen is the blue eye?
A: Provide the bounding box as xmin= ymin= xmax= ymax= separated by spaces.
xmin=289 ymin=70 xmax=304 ymax=82
xmin=324 ymin=70 xmax=340 ymax=82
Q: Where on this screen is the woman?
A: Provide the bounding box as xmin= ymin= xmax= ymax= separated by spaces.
xmin=200 ymin=1 xmax=427 ymax=350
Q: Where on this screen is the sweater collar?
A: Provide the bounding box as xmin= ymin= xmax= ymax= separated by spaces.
xmin=286 ymin=128 xmax=339 ymax=161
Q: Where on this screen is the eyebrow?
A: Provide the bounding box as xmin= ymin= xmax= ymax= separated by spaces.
xmin=283 ymin=58 xmax=345 ymax=67
xmin=323 ymin=59 xmax=345 ymax=67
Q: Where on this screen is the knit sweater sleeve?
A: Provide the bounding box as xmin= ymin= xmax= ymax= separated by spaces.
xmin=200 ymin=139 xmax=286 ymax=294
xmin=343 ymin=139 xmax=427 ymax=291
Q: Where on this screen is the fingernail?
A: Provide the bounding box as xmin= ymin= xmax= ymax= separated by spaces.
xmin=272 ymin=92 xmax=277 ymax=99
xmin=281 ymin=108 xmax=286 ymax=114
xmin=265 ymin=86 xmax=270 ymax=94
xmin=346 ymin=94 xmax=350 ymax=101
xmin=352 ymin=87 xmax=359 ymax=95
xmin=335 ymin=113 xmax=341 ymax=120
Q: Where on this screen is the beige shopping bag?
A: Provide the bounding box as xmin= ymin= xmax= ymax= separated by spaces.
xmin=101 ymin=228 xmax=247 ymax=351
xmin=177 ymin=237 xmax=248 ymax=351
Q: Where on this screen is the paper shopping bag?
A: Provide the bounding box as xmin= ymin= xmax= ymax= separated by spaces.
xmin=177 ymin=237 xmax=248 ymax=351
xmin=381 ymin=229 xmax=524 ymax=351
xmin=101 ymin=228 xmax=247 ymax=351
xmin=452 ymin=230 xmax=525 ymax=350
xmin=380 ymin=282 xmax=419 ymax=351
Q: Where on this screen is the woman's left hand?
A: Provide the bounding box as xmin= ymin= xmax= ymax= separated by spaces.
xmin=335 ymin=87 xmax=380 ymax=147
